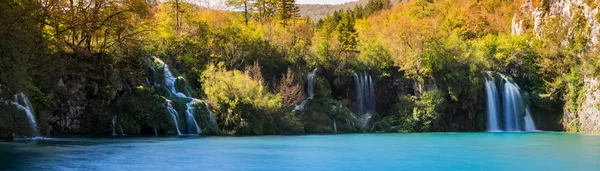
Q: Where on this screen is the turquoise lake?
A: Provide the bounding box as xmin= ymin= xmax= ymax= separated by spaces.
xmin=1 ymin=133 xmax=599 ymax=170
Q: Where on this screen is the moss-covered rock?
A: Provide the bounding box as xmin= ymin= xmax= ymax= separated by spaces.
xmin=81 ymin=86 xmax=173 ymax=136
xmin=301 ymin=98 xmax=362 ymax=134
xmin=328 ymin=102 xmax=361 ymax=133
xmin=193 ymin=100 xmax=220 ymax=135
xmin=0 ymin=104 xmax=35 ymax=140
xmin=175 ymin=76 xmax=188 ymax=96
xmin=314 ymin=76 xmax=332 ymax=99
xmin=274 ymin=111 xmax=305 ymax=135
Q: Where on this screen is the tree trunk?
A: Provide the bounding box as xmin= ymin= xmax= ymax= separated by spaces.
xmin=244 ymin=1 xmax=248 ymax=25
xmin=175 ymin=0 xmax=180 ymax=36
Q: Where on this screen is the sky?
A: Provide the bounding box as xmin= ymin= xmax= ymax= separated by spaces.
xmin=295 ymin=0 xmax=358 ymax=5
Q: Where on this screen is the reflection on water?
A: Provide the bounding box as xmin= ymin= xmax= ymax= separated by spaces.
xmin=1 ymin=133 xmax=600 ymax=170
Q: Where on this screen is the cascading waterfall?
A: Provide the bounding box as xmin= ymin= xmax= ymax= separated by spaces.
xmin=166 ymin=100 xmax=183 ymax=135
xmin=307 ymin=68 xmax=317 ymax=99
xmin=293 ymin=68 xmax=317 ymax=112
xmin=185 ymin=101 xmax=202 ymax=134
xmin=112 ymin=116 xmax=117 ymax=136
xmin=151 ymin=57 xmax=217 ymax=135
xmin=484 ymin=72 xmax=501 ymax=132
xmin=119 ymin=125 xmax=125 ymax=136
xmin=353 ymin=72 xmax=375 ymax=127
xmin=155 ymin=57 xmax=186 ymax=98
xmin=204 ymin=103 xmax=218 ymax=129
xmin=333 ymin=120 xmax=337 ymax=133
xmin=10 ymin=93 xmax=40 ymax=137
xmin=484 ymin=72 xmax=538 ymax=132
xmin=353 ymin=72 xmax=375 ymax=116
xmin=501 ymin=74 xmax=523 ymax=131
xmin=332 ymin=104 xmax=338 ymax=133
xmin=524 ymin=106 xmax=538 ymax=132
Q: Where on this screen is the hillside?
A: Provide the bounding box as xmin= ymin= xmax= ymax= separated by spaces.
xmin=298 ymin=0 xmax=401 ymax=20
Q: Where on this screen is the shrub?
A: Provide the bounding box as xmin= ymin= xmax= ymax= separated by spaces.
xmin=201 ymin=63 xmax=282 ymax=135
xmin=412 ymin=90 xmax=445 ymax=131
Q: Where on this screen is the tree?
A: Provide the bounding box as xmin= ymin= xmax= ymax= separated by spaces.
xmin=0 ymin=0 xmax=42 ymax=94
xmin=277 ymin=68 xmax=305 ymax=108
xmin=42 ymin=0 xmax=151 ymax=55
xmin=277 ymin=0 xmax=298 ymax=26
xmin=365 ymin=0 xmax=391 ymax=16
xmin=336 ymin=12 xmax=358 ymax=57
xmin=226 ymin=0 xmax=254 ymax=25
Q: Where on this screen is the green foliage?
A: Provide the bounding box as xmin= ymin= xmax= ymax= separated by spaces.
xmin=374 ymin=90 xmax=444 ymax=132
xmin=412 ymin=90 xmax=444 ymax=131
xmin=0 ymin=0 xmax=43 ymax=94
xmin=314 ymin=76 xmax=332 ymax=99
xmin=374 ymin=95 xmax=416 ymax=132
xmin=337 ymin=13 xmax=359 ymax=53
xmin=357 ymin=38 xmax=393 ymax=71
xmin=201 ymin=63 xmax=284 ymax=135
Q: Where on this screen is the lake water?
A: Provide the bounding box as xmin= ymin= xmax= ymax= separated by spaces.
xmin=1 ymin=133 xmax=599 ymax=170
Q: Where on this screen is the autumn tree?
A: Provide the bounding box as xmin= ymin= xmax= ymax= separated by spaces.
xmin=277 ymin=68 xmax=305 ymax=108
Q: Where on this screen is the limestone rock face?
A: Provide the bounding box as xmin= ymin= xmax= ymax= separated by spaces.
xmin=48 ymin=76 xmax=87 ymax=135
xmin=47 ymin=65 xmax=127 ymax=135
xmin=512 ymin=0 xmax=599 ymax=49
xmin=579 ymin=76 xmax=600 ymax=132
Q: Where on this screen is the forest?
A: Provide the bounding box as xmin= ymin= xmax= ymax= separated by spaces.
xmin=1 ymin=0 xmax=599 ymax=140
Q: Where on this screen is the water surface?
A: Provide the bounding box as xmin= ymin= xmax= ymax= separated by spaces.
xmin=1 ymin=133 xmax=599 ymax=170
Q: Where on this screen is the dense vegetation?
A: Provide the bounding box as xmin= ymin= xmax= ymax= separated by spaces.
xmin=1 ymin=0 xmax=598 ymax=140
xmin=297 ymin=0 xmax=401 ymax=20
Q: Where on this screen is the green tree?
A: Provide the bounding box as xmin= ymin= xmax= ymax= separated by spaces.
xmin=336 ymin=12 xmax=358 ymax=57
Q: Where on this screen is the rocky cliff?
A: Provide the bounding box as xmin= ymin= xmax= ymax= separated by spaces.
xmin=512 ymin=0 xmax=599 ymax=49
xmin=579 ymin=76 xmax=600 ymax=132
xmin=513 ymin=0 xmax=600 ymax=132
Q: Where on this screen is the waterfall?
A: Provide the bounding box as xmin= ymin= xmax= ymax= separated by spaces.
xmin=185 ymin=100 xmax=202 ymax=134
xmin=501 ymin=75 xmax=522 ymax=131
xmin=112 ymin=116 xmax=117 ymax=136
xmin=353 ymin=72 xmax=375 ymax=117
xmin=354 ymin=72 xmax=375 ymax=128
xmin=333 ymin=120 xmax=337 ymax=133
xmin=10 ymin=93 xmax=40 ymax=137
xmin=484 ymin=72 xmax=538 ymax=132
xmin=524 ymin=107 xmax=538 ymax=132
xmin=204 ymin=102 xmax=218 ymax=128
xmin=484 ymin=73 xmax=501 ymax=132
xmin=119 ymin=125 xmax=125 ymax=136
xmin=293 ymin=100 xmax=308 ymax=112
xmin=293 ymin=68 xmax=317 ymax=112
xmin=166 ymin=100 xmax=182 ymax=135
xmin=152 ymin=57 xmax=217 ymax=135
xmin=307 ymin=68 xmax=317 ymax=99
xmin=154 ymin=58 xmax=186 ymax=98
xmin=332 ymin=104 xmax=338 ymax=133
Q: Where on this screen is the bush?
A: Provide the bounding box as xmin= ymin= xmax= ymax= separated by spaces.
xmin=201 ymin=63 xmax=282 ymax=135
xmin=412 ymin=90 xmax=445 ymax=131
